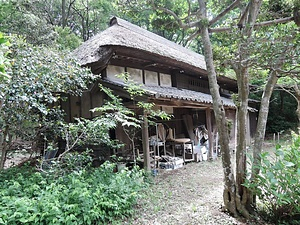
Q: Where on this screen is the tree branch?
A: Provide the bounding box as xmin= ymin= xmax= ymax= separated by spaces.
xmin=254 ymin=16 xmax=294 ymax=27
xmin=209 ymin=27 xmax=232 ymax=33
xmin=245 ymin=0 xmax=263 ymax=34
xmin=277 ymin=84 xmax=297 ymax=102
xmin=274 ymin=67 xmax=300 ymax=75
xmin=150 ymin=0 xmax=200 ymax=29
xmin=186 ymin=29 xmax=201 ymax=42
xmin=209 ymin=0 xmax=241 ymax=26
xmin=187 ymin=0 xmax=192 ymax=19
xmin=209 ymin=16 xmax=294 ymax=33
xmin=237 ymin=2 xmax=250 ymax=28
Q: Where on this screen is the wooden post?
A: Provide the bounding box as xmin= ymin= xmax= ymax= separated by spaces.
xmin=235 ymin=108 xmax=238 ymax=152
xmin=206 ymin=107 xmax=213 ymax=160
xmin=246 ymin=112 xmax=251 ymax=145
xmin=141 ymin=113 xmax=150 ymax=171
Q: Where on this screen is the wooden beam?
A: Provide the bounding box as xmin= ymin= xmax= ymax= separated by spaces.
xmin=150 ymin=98 xmax=217 ymax=109
xmin=141 ymin=113 xmax=150 ymax=171
xmin=206 ymin=107 xmax=213 ymax=160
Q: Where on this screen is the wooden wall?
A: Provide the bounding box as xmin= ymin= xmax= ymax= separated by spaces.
xmin=60 ymin=89 xmax=104 ymax=122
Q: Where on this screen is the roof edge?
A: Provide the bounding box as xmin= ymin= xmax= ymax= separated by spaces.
xmin=108 ymin=17 xmax=206 ymax=63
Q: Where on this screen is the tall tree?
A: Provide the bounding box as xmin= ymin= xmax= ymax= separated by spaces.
xmin=31 ymin=0 xmax=115 ymax=41
xmin=0 ymin=0 xmax=116 ymax=43
xmin=119 ymin=0 xmax=299 ymax=217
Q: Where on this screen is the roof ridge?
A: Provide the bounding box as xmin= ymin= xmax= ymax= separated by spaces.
xmin=109 ymin=16 xmax=204 ymax=60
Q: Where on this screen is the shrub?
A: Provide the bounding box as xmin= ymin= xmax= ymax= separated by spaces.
xmin=245 ymin=133 xmax=300 ymax=223
xmin=0 ymin=161 xmax=145 ymax=224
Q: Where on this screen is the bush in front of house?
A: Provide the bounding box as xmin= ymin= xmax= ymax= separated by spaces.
xmin=245 ymin=133 xmax=300 ymax=224
xmin=0 ymin=161 xmax=145 ymax=225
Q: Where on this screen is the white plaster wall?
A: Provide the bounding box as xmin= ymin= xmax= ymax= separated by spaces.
xmin=127 ymin=67 xmax=143 ymax=83
xmin=106 ymin=65 xmax=125 ymax=83
xmin=145 ymin=70 xmax=158 ymax=85
xmin=160 ymin=73 xmax=172 ymax=87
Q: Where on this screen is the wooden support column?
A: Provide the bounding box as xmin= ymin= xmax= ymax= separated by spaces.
xmin=246 ymin=112 xmax=251 ymax=146
xmin=206 ymin=107 xmax=213 ymax=160
xmin=141 ymin=113 xmax=150 ymax=171
xmin=235 ymin=108 xmax=238 ymax=152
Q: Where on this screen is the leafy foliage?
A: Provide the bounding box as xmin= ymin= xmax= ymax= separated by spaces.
xmin=266 ymin=90 xmax=298 ymax=133
xmin=0 ymin=33 xmax=11 ymax=82
xmin=0 ymin=1 xmax=57 ymax=45
xmin=244 ymin=133 xmax=300 ymax=223
xmin=0 ymin=161 xmax=145 ymax=224
xmin=29 ymin=0 xmax=115 ymax=41
xmin=116 ymin=72 xmax=171 ymax=122
xmin=54 ymin=26 xmax=82 ymax=50
xmin=116 ymin=0 xmax=200 ymax=46
xmin=93 ymin=84 xmax=141 ymax=130
xmin=56 ymin=116 xmax=124 ymax=162
xmin=0 ymin=0 xmax=116 ymax=43
xmin=90 ymin=75 xmax=170 ymax=162
xmin=0 ymin=35 xmax=95 ymax=168
xmin=261 ymin=0 xmax=296 ymax=20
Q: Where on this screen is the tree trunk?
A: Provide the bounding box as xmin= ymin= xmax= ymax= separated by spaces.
xmin=198 ymin=0 xmax=238 ymax=216
xmin=62 ymin=0 xmax=67 ymax=28
xmin=233 ymin=0 xmax=263 ymax=217
xmin=142 ymin=113 xmax=150 ymax=171
xmin=0 ymin=126 xmax=9 ymax=170
xmin=199 ymin=0 xmax=264 ymax=218
xmin=206 ymin=108 xmax=213 ymax=159
xmin=250 ymin=71 xmax=278 ymax=205
xmin=297 ymin=100 xmax=300 ymax=127
xmin=293 ymin=85 xmax=300 ymax=126
xmin=201 ymin=27 xmax=238 ymax=216
xmin=234 ymin=46 xmax=251 ymax=218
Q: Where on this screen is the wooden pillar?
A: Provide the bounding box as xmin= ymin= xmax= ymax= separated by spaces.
xmin=246 ymin=111 xmax=251 ymax=145
xmin=206 ymin=107 xmax=213 ymax=160
xmin=142 ymin=113 xmax=150 ymax=171
xmin=235 ymin=107 xmax=238 ymax=152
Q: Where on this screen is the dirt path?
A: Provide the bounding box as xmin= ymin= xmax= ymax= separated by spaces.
xmin=126 ymin=159 xmax=268 ymax=225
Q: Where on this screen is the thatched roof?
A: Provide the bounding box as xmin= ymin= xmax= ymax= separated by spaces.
xmin=100 ymin=78 xmax=237 ymax=109
xmin=144 ymin=85 xmax=236 ymax=108
xmin=74 ymin=16 xmax=206 ymax=73
xmin=74 ymin=17 xmax=239 ymax=92
xmin=102 ymin=78 xmax=259 ymax=111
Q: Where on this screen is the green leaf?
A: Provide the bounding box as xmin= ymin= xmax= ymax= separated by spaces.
xmin=270 ymin=178 xmax=278 ymax=185
xmin=0 ymin=218 xmax=5 ymax=224
xmin=19 ymin=218 xmax=28 ymax=223
xmin=284 ymin=161 xmax=295 ymax=167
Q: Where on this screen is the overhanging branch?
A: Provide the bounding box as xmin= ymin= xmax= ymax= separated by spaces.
xmin=238 ymin=2 xmax=250 ymax=28
xmin=209 ymin=0 xmax=241 ymax=26
xmin=255 ymin=17 xmax=294 ymax=27
xmin=209 ymin=16 xmax=294 ymax=33
xmin=186 ymin=29 xmax=201 ymax=42
xmin=150 ymin=0 xmax=200 ymax=29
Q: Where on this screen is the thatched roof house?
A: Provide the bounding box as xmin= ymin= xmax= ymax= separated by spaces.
xmin=70 ymin=17 xmax=256 ymax=167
